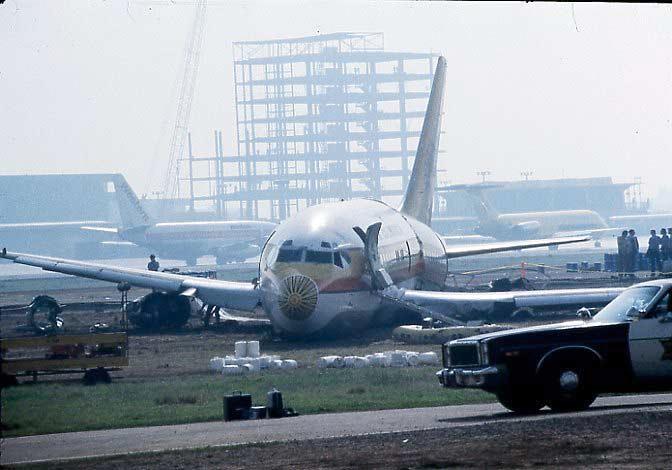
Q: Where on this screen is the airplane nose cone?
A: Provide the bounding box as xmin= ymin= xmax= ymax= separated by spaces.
xmin=277 ymin=274 xmax=319 ymax=321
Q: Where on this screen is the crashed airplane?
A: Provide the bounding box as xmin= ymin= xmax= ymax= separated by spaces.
xmin=0 ymin=56 xmax=624 ymax=337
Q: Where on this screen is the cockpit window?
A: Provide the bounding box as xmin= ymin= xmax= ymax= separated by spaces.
xmin=306 ymin=250 xmax=333 ymax=264
xmin=334 ymin=251 xmax=343 ymax=268
xmin=276 ymin=248 xmax=303 ymax=262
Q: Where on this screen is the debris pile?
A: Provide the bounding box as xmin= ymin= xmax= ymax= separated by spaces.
xmin=209 ymin=341 xmax=298 ymax=374
xmin=317 ymin=350 xmax=439 ymax=369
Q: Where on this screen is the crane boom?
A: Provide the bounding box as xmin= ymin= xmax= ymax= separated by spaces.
xmin=162 ymin=0 xmax=207 ymax=201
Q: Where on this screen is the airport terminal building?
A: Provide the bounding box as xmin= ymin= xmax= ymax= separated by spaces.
xmin=434 ymin=177 xmax=638 ymax=219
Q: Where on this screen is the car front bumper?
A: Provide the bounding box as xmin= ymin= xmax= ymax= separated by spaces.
xmin=436 ymin=366 xmax=505 ymax=389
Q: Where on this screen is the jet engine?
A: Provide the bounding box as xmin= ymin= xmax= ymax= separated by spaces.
xmin=512 ymin=220 xmax=541 ymax=233
xmin=213 ymin=243 xmax=260 ymax=264
xmin=127 ymin=292 xmax=198 ymax=329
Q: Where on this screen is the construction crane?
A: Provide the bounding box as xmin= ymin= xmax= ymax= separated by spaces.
xmin=162 ymin=0 xmax=207 ymax=202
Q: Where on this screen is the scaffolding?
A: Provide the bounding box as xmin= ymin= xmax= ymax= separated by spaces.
xmin=181 ymin=32 xmax=438 ymax=220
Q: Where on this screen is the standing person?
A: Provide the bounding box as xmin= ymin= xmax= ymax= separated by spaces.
xmin=627 ymin=229 xmax=639 ymax=277
xmin=660 ymin=228 xmax=670 ymax=262
xmin=147 ymin=254 xmax=160 ymax=271
xmin=646 ymin=229 xmax=662 ymax=276
xmin=616 ymin=230 xmax=628 ymax=277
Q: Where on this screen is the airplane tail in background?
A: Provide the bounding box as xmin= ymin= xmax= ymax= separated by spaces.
xmin=111 ymin=174 xmax=152 ymax=229
xmin=465 ymin=188 xmax=500 ymax=224
xmin=400 ymin=56 xmax=446 ymax=225
xmin=437 ymin=183 xmax=501 ymax=225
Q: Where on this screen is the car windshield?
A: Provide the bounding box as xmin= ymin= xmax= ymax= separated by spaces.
xmin=592 ymin=286 xmax=661 ymax=323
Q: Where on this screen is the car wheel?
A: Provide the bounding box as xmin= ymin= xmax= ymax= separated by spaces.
xmin=0 ymin=373 xmax=18 ymax=388
xmin=497 ymin=387 xmax=544 ymax=414
xmin=543 ymin=364 xmax=596 ymax=412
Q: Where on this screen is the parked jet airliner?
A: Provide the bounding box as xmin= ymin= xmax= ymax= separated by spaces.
xmin=439 ymin=184 xmax=621 ymax=243
xmin=1 ymin=57 xmax=623 ymax=337
xmin=81 ymin=174 xmax=276 ymax=265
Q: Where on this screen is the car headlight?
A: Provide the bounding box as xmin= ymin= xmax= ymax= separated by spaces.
xmin=480 ymin=341 xmax=489 ymax=365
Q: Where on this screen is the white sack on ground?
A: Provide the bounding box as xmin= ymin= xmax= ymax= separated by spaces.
xmin=352 ymin=356 xmax=370 ymax=368
xmin=222 ymin=365 xmax=244 ymax=375
xmin=418 ymin=352 xmax=439 ymax=365
xmin=318 ymin=355 xmax=344 ymax=368
xmin=390 ymin=351 xmax=407 ymax=367
xmin=234 ymin=341 xmax=247 ymax=359
xmin=247 ymin=340 xmax=261 ymax=358
xmin=406 ymin=352 xmax=420 ymax=367
xmin=209 ymin=357 xmax=225 ymax=372
xmin=281 ymin=359 xmax=298 ymax=369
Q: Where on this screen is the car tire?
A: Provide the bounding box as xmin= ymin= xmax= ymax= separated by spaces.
xmin=543 ymin=363 xmax=596 ymax=412
xmin=0 ymin=373 xmax=18 ymax=388
xmin=497 ymin=387 xmax=544 ymax=414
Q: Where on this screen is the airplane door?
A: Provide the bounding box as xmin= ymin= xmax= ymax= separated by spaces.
xmin=628 ymin=290 xmax=672 ymax=382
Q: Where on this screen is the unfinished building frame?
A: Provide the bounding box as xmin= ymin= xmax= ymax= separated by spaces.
xmin=181 ymin=32 xmax=437 ymax=220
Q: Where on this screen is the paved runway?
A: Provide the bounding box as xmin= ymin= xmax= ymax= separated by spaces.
xmin=3 ymin=393 xmax=672 ymax=465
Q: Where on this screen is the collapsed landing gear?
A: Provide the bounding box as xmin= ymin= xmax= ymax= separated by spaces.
xmin=201 ymin=304 xmax=219 ymax=327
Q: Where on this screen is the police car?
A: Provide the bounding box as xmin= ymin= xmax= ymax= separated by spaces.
xmin=437 ymin=279 xmax=672 ymax=413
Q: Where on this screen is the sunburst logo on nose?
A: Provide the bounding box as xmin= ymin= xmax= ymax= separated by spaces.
xmin=278 ymin=275 xmax=318 ymax=321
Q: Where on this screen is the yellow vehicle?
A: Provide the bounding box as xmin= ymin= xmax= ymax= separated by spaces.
xmin=1 ymin=332 xmax=128 ymax=385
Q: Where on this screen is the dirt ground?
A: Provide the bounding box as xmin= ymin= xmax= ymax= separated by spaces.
xmin=0 ymin=286 xmax=433 ymax=380
xmin=0 ymin=275 xmax=638 ymax=380
xmin=13 ymin=410 xmax=672 ymax=469
xmin=4 ymin=277 xmax=672 ymax=468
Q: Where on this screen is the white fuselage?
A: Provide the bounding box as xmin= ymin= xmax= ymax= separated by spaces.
xmin=120 ymin=220 xmax=276 ymax=261
xmin=479 ymin=210 xmax=609 ymax=239
xmin=258 ymin=199 xmax=449 ymax=336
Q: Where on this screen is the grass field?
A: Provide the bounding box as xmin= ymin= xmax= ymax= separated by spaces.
xmin=1 ymin=367 xmax=493 ymax=437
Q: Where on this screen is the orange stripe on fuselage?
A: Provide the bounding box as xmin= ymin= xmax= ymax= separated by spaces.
xmin=318 ymin=258 xmax=425 ymax=293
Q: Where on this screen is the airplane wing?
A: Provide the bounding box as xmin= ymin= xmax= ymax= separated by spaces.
xmin=554 ymin=228 xmax=621 ymax=239
xmin=0 ymin=249 xmax=260 ymax=311
xmin=443 ymin=236 xmax=590 ymax=259
xmin=382 ymin=285 xmax=624 ymax=321
xmin=81 ymin=226 xmax=119 ymax=234
xmin=441 ymin=235 xmax=497 ymax=245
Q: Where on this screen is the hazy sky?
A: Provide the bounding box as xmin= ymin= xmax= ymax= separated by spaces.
xmin=1 ymin=1 xmax=671 ymax=204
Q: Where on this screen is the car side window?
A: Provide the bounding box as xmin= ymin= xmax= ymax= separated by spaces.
xmin=651 ymin=292 xmax=672 ymax=318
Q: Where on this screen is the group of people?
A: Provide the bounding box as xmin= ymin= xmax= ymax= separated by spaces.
xmin=645 ymin=228 xmax=671 ymax=275
xmin=617 ymin=228 xmax=672 ymax=276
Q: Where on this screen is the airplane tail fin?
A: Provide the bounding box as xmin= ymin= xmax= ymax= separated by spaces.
xmin=437 ymin=183 xmax=501 ymax=224
xmin=111 ymin=174 xmax=152 ymax=229
xmin=466 ymin=188 xmax=499 ymax=224
xmin=400 ymin=56 xmax=446 ymax=225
